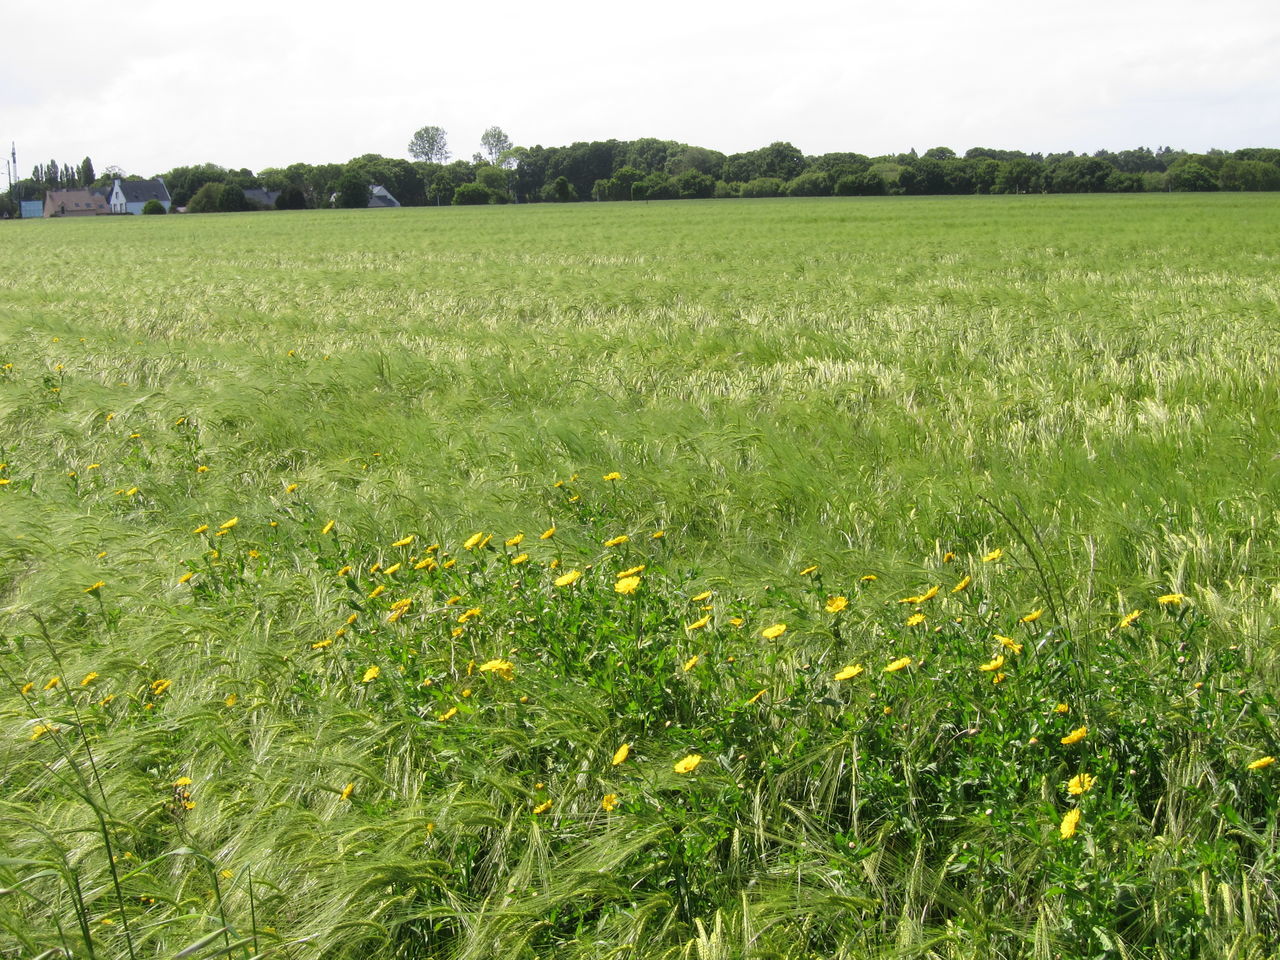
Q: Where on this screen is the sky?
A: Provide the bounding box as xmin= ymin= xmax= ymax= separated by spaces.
xmin=4 ymin=0 xmax=1279 ymax=179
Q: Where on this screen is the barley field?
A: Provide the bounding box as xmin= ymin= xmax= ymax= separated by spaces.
xmin=1 ymin=194 xmax=1278 ymax=960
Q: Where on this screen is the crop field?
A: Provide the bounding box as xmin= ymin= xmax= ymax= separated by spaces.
xmin=1 ymin=193 xmax=1278 ymax=960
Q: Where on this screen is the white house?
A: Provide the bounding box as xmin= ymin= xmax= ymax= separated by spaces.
xmin=108 ymin=178 xmax=172 ymax=214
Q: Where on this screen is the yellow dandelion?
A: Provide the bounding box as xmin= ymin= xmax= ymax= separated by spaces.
xmin=744 ymin=689 xmax=767 ymax=704
xmin=686 ymin=615 xmax=711 ymax=631
xmin=1117 ymin=609 xmax=1142 ymax=628
xmin=478 ymin=659 xmax=515 ymax=680
xmin=612 ymin=743 xmax=631 ymax=765
xmin=150 ymin=678 xmax=171 ymax=696
xmin=510 ymin=553 xmax=529 ymax=565
xmin=368 ymin=584 xmax=386 ymax=599
xmin=322 ymin=520 xmax=335 ymax=535
xmin=1055 ymin=702 xmax=1069 ymax=713
xmin=44 ymin=676 xmax=61 ymax=690
xmin=682 ymin=654 xmax=700 ymax=672
xmin=761 ymin=623 xmax=787 ymax=639
xmin=337 ymin=565 xmax=352 ymax=576
xmin=1060 ymin=726 xmax=1088 ymax=745
xmin=533 ymin=799 xmax=553 ymax=814
xmin=80 ymin=672 xmax=98 ymax=686
xmin=884 ymin=657 xmax=912 ymax=672
xmin=438 ymin=706 xmax=458 ymax=721
xmin=285 ymin=483 xmax=299 ymax=493
xmin=860 ymin=574 xmax=877 ymax=581
xmin=31 ymin=724 xmax=57 ymax=740
xmin=224 ymin=693 xmax=238 ymax=707
xmin=1247 ymin=756 xmax=1275 ymax=771
xmin=554 ymin=569 xmax=582 ymax=587
xmin=905 ymin=613 xmax=926 ymax=626
xmin=1020 ymin=609 xmax=1044 ymax=623
xmin=1158 ymin=593 xmax=1187 ymax=606
xmin=382 ymin=562 xmax=401 ymax=575
xmin=392 ymin=534 xmax=415 ymax=547
xmin=800 ymin=565 xmax=818 ymax=576
xmin=463 ymin=532 xmax=486 ymax=550
xmin=505 ymin=533 xmax=524 ymax=547
xmin=1067 ymin=773 xmax=1096 ymax=795
xmin=361 ymin=666 xmax=379 ymax=683
xmin=174 ymin=777 xmax=193 ymax=787
xmin=20 ymin=681 xmax=35 ymax=695
xmin=942 ymin=551 xmax=956 ymax=562
xmin=219 ymin=517 xmax=238 ymax=530
xmin=825 ymin=596 xmax=849 ymax=614
xmin=84 ymin=581 xmax=106 ymax=593
xmin=604 ymin=534 xmax=629 ymax=547
xmin=952 ymin=576 xmax=972 ymax=593
xmin=1059 ymin=808 xmax=1081 ymax=839
xmin=834 ymin=664 xmax=864 ymax=681
xmin=178 ymin=572 xmax=194 ymax=584
xmin=982 ymin=548 xmax=1003 ymax=562
xmin=540 ymin=525 xmax=556 ymax=540
xmin=341 ymin=782 xmax=354 ymax=800
xmin=899 ymin=585 xmax=940 ymax=604
xmin=312 ymin=638 xmax=334 ymax=650
xmin=979 ymin=654 xmax=1005 ymax=672
xmin=992 ymin=672 xmax=1007 ymax=684
xmin=615 ymin=576 xmax=641 ymax=595
xmin=728 ymin=617 xmax=744 ymax=627
xmin=601 ymin=793 xmax=619 ymax=812
xmin=618 ymin=564 xmax=646 ymax=578
xmin=652 ymin=530 xmax=665 ymax=539
xmin=673 ymin=754 xmax=702 ymax=774
xmin=996 ymin=635 xmax=1023 ymax=654
xmin=602 ymin=472 xmax=622 ymax=481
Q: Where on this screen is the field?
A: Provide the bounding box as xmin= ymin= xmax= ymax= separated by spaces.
xmin=1 ymin=194 xmax=1278 ymax=960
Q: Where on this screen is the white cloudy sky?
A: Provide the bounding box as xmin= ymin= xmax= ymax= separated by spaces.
xmin=4 ymin=0 xmax=1278 ymax=177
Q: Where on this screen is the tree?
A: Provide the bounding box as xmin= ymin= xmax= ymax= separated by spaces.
xmin=480 ymin=126 xmax=513 ymax=165
xmin=452 ymin=182 xmax=492 ymax=205
xmin=216 ymin=184 xmax=251 ymax=212
xmin=275 ymin=185 xmax=307 ymax=210
xmin=141 ymin=198 xmax=166 ymax=214
xmin=408 ymin=125 xmax=450 ymax=163
xmin=428 ymin=172 xmax=455 ymax=206
xmin=335 ymin=170 xmax=371 ymax=208
xmin=551 ymin=176 xmax=577 ymax=202
xmin=187 ymin=182 xmax=224 ymax=213
xmin=475 ymin=164 xmax=510 ymax=201
xmin=79 ymin=157 xmax=95 ymax=187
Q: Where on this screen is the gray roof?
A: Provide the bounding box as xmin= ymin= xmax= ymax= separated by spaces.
xmin=117 ymin=178 xmax=171 ymax=203
xmin=243 ymin=188 xmax=281 ymax=208
xmin=368 ymin=184 xmax=400 ymax=207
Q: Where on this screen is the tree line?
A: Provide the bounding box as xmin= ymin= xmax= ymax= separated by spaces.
xmin=6 ymin=128 xmax=1280 ymax=217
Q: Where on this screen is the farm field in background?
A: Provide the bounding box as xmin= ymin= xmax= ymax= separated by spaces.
xmin=1 ymin=194 xmax=1278 ymax=959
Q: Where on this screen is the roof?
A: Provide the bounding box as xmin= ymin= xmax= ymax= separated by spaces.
xmin=242 ymin=188 xmax=282 ymax=208
xmin=44 ymin=190 xmax=110 ymax=213
xmin=116 ymin=178 xmax=171 ymax=203
xmin=368 ymin=184 xmax=400 ymax=207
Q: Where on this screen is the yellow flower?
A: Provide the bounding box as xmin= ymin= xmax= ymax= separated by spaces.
xmin=20 ymin=681 xmax=35 ymax=695
xmin=992 ymin=672 xmax=1007 ymax=685
xmin=997 ymin=635 xmax=1023 ymax=654
xmin=285 ymin=483 xmax=299 ymax=493
xmin=312 ymin=638 xmax=334 ymax=649
xmin=84 ymin=581 xmax=106 ymax=593
xmin=540 ymin=526 xmax=556 ymax=540
xmin=1067 ymin=773 xmax=1096 ymax=795
xmin=337 ymin=564 xmax=353 ymax=576
xmin=673 ymin=754 xmax=702 ymax=774
xmin=602 ymin=472 xmax=622 ymax=481
xmin=392 ymin=535 xmax=415 ymax=547
xmin=728 ymin=617 xmax=744 ymax=627
xmin=1117 ymin=609 xmax=1142 ymax=629
xmin=81 ymin=672 xmax=98 ymax=686
xmin=834 ymin=664 xmax=864 ymax=681
xmin=533 ymin=799 xmax=553 ymax=814
xmin=686 ymin=615 xmax=711 ymax=631
xmin=905 ymin=613 xmax=926 ymax=627
xmin=1055 ymin=702 xmax=1069 ymax=713
xmin=982 ymin=548 xmax=1003 ymax=562
xmin=361 ymin=666 xmax=379 ymax=683
xmin=174 ymin=777 xmax=193 ymax=787
xmin=942 ymin=551 xmax=956 ymax=562
xmin=380 ymin=563 xmax=401 ymax=577
xmin=368 ymin=584 xmax=386 ymax=599
xmin=505 ymin=533 xmax=524 ymax=547
xmin=799 ymin=565 xmax=818 ymax=576
xmin=219 ymin=517 xmax=238 ymax=530
xmin=615 ymin=576 xmax=641 ymax=595
xmin=224 ymin=693 xmax=238 ymax=707
xmin=1059 ymin=808 xmax=1082 ymax=840
xmin=44 ymin=676 xmax=61 ymax=690
xmin=1247 ymin=756 xmax=1276 ymax=771
xmin=341 ymin=782 xmax=354 ymax=800
xmin=322 ymin=520 xmax=336 ymax=535
xmin=478 ymin=659 xmax=515 ymax=680
xmin=1020 ymin=609 xmax=1044 ymax=623
xmin=178 ymin=572 xmax=194 ymax=584
xmin=442 ymin=558 xmax=457 ymax=569
xmin=618 ymin=565 xmax=646 ymax=578
xmin=604 ymin=534 xmax=629 ymax=547
xmin=555 ymin=569 xmax=582 ymax=587
xmin=196 ymin=465 xmax=209 ymax=473
xmin=860 ymin=574 xmax=877 ymax=582
xmin=1158 ymin=593 xmax=1187 ymax=606
xmin=87 ymin=463 xmax=100 ymax=470
xmin=744 ymin=689 xmax=767 ymax=704
xmin=979 ymin=655 xmax=1005 ymax=672
xmin=682 ymin=654 xmax=700 ymax=672
xmin=899 ymin=585 xmax=940 ymax=604
xmin=825 ymin=596 xmax=849 ymax=614
xmin=438 ymin=706 xmax=458 ymax=721
xmin=761 ymin=623 xmax=786 ymax=639
xmin=1060 ymin=726 xmax=1088 ymax=745
xmin=690 ymin=590 xmax=712 ymax=602
xmin=601 ymin=793 xmax=619 ymax=812
xmin=510 ymin=553 xmax=529 ymax=566
xmin=651 ymin=530 xmax=665 ymax=539
xmin=952 ymin=576 xmax=971 ymax=593
xmin=150 ymin=678 xmax=171 ymax=695
xmin=884 ymin=657 xmax=912 ymax=672
xmin=463 ymin=532 xmax=486 ymax=550
xmin=612 ymin=743 xmax=631 ymax=765
xmin=31 ymin=723 xmax=57 ymax=740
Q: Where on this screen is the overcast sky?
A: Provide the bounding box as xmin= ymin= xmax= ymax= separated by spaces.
xmin=5 ymin=0 xmax=1278 ymax=178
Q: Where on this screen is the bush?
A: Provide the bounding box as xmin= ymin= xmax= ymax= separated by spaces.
xmin=834 ymin=172 xmax=886 ymax=196
xmin=186 ymin=182 xmax=224 ymax=213
xmin=674 ymin=170 xmax=715 ymax=200
xmin=141 ymin=199 xmax=166 ymax=215
xmin=713 ymin=180 xmax=738 ymax=199
xmin=216 ymin=185 xmax=251 ymax=213
xmin=740 ymin=177 xmax=784 ymax=199
xmin=275 ymin=185 xmax=307 ymax=210
xmin=785 ymin=172 xmax=831 ymax=197
xmin=335 ymin=171 xmax=371 ymax=208
xmin=452 ymin=183 xmax=493 ymax=205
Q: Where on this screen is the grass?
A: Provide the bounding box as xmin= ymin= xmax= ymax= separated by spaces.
xmin=1 ymin=193 xmax=1278 ymax=959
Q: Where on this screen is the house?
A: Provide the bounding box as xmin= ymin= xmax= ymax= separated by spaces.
xmin=43 ymin=189 xmax=110 ymax=217
xmin=108 ymin=177 xmax=171 ymax=214
xmin=328 ymin=184 xmax=401 ymax=208
xmin=19 ymin=200 xmax=43 ymax=219
xmin=242 ymin=188 xmax=282 ymax=209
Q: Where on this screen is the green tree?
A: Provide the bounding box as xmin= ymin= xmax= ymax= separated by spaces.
xmin=186 ymin=182 xmax=224 ymax=213
xmin=480 ymin=126 xmax=513 ymax=164
xmin=140 ymin=198 xmax=166 ymax=214
xmin=552 ymin=176 xmax=576 ymax=202
xmin=79 ymin=157 xmax=94 ymax=187
xmin=428 ymin=172 xmax=455 ymax=206
xmin=216 ymin=184 xmax=251 ymax=212
xmin=275 ymin=185 xmax=307 ymax=210
xmin=408 ymin=125 xmax=450 ymax=163
xmin=452 ymin=182 xmax=492 ymax=205
xmin=335 ymin=170 xmax=371 ymax=208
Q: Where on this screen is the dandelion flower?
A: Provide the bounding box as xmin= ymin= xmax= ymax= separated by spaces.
xmin=1059 ymin=808 xmax=1081 ymax=839
xmin=761 ymin=623 xmax=786 ymax=639
xmin=368 ymin=584 xmax=386 ymax=599
xmin=686 ymin=615 xmax=711 ymax=631
xmin=540 ymin=526 xmax=556 ymax=540
xmin=618 ymin=565 xmax=646 ymax=578
xmin=31 ymin=724 xmax=57 ymax=740
xmin=682 ymin=654 xmax=700 ymax=672
xmin=1020 ymin=609 xmax=1044 ymax=624
xmin=942 ymin=551 xmax=956 ymax=562
xmin=899 ymin=585 xmax=940 ymax=604
xmin=601 ymin=793 xmax=619 ymax=812
xmin=84 ymin=581 xmax=106 ymax=593
xmin=673 ymin=754 xmax=702 ymax=774
xmin=615 ymin=576 xmax=641 ymax=595
xmin=651 ymin=530 xmax=665 ymax=539
xmin=745 ymin=689 xmax=767 ymax=704
xmin=825 ymin=596 xmax=849 ymax=614
xmin=800 ymin=565 xmax=818 ymax=576
xmin=533 ymin=799 xmax=553 ymax=814
xmin=196 ymin=465 xmax=209 ymax=473
xmin=1060 ymin=725 xmax=1088 ymax=745
xmin=982 ymin=548 xmax=1003 ymax=562
xmin=1247 ymin=756 xmax=1276 ymax=771
xmin=463 ymin=532 xmax=486 ymax=550
xmin=905 ymin=613 xmax=926 ymax=627
xmin=505 ymin=533 xmax=524 ymax=547
xmin=511 ymin=553 xmax=529 ymax=565
xmin=81 ymin=672 xmax=99 ymax=686
xmin=860 ymin=574 xmax=877 ymax=582
xmin=604 ymin=534 xmax=629 ymax=547
xmin=381 ymin=563 xmax=401 ymax=576
xmin=612 ymin=743 xmax=631 ymax=765
xmin=438 ymin=706 xmax=458 ymax=721
xmin=997 ymin=635 xmax=1023 ymax=654
xmin=555 ymin=569 xmax=582 ymax=587
xmin=322 ymin=520 xmax=335 ymax=535
xmin=341 ymin=783 xmax=354 ymax=800
xmin=979 ymin=655 xmax=1005 ymax=672
xmin=602 ymin=472 xmax=622 ymax=481
xmin=884 ymin=657 xmax=912 ymax=672
xmin=1055 ymin=702 xmax=1069 ymax=713
xmin=150 ymin=679 xmax=171 ymax=696
xmin=1117 ymin=609 xmax=1142 ymax=628
xmin=1158 ymin=593 xmax=1187 ymax=606
xmin=21 ymin=681 xmax=35 ymax=695
xmin=952 ymin=576 xmax=972 ymax=593
xmin=834 ymin=664 xmax=864 ymax=681
xmin=478 ymin=659 xmax=515 ymax=680
xmin=224 ymin=693 xmax=238 ymax=707
xmin=312 ymin=638 xmax=334 ymax=649
xmin=178 ymin=572 xmax=194 ymax=584
xmin=361 ymin=666 xmax=379 ymax=683
xmin=1067 ymin=773 xmax=1096 ymax=795
xmin=44 ymin=676 xmax=61 ymax=690
xmin=392 ymin=535 xmax=415 ymax=547
xmin=285 ymin=483 xmax=299 ymax=493
xmin=219 ymin=517 xmax=238 ymax=530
